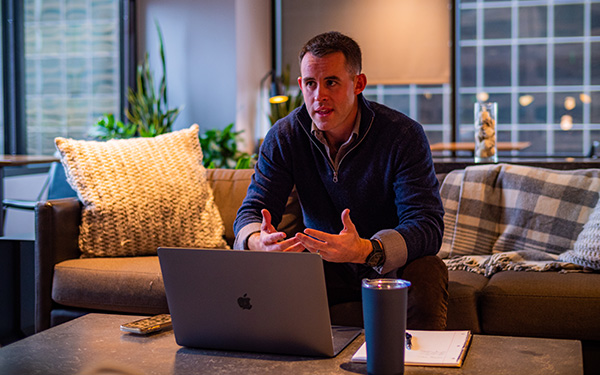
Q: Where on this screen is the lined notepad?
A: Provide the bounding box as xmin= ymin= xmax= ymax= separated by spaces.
xmin=352 ymin=330 xmax=472 ymax=367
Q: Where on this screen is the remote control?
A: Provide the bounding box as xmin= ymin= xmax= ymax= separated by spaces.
xmin=120 ymin=314 xmax=172 ymax=334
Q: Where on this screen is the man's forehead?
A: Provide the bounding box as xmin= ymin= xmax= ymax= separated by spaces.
xmin=300 ymin=51 xmax=346 ymax=65
xmin=300 ymin=52 xmax=351 ymax=77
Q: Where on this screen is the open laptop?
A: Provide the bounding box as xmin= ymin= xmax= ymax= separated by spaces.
xmin=157 ymin=247 xmax=361 ymax=357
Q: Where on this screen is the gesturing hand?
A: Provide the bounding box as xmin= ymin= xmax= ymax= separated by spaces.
xmin=295 ymin=208 xmax=372 ymax=263
xmin=247 ymin=209 xmax=305 ymax=252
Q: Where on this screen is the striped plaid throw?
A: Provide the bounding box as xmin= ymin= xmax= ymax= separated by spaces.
xmin=440 ymin=164 xmax=600 ymax=275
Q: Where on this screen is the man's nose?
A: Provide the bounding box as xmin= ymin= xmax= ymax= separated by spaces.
xmin=315 ymin=85 xmax=328 ymax=102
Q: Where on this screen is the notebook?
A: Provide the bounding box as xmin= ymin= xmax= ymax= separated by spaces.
xmin=352 ymin=330 xmax=472 ymax=367
xmin=157 ymin=247 xmax=361 ymax=357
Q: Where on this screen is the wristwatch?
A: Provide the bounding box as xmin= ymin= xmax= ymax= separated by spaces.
xmin=365 ymin=239 xmax=385 ymax=268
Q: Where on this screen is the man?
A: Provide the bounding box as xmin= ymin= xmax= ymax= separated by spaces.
xmin=234 ymin=31 xmax=448 ymax=330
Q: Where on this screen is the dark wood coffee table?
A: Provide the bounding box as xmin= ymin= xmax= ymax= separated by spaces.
xmin=0 ymin=313 xmax=583 ymax=374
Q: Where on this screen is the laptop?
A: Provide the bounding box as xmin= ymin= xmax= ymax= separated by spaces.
xmin=157 ymin=247 xmax=361 ymax=357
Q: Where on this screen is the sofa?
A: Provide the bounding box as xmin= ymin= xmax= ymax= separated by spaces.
xmin=35 ymin=165 xmax=600 ymax=357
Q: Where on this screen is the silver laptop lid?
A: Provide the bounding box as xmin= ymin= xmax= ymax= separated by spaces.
xmin=158 ymin=248 xmax=358 ymax=357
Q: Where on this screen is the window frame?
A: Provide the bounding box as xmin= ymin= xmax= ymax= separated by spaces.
xmin=0 ymin=0 xmax=134 ymax=158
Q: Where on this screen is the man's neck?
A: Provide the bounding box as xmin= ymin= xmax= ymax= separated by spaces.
xmin=324 ymin=106 xmax=359 ymax=150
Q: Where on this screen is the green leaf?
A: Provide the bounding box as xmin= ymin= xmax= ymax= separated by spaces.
xmin=199 ymin=123 xmax=256 ymax=169
xmin=89 ymin=113 xmax=137 ymax=140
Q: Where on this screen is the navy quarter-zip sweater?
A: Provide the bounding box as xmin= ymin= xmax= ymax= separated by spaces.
xmin=234 ymin=94 xmax=444 ymax=272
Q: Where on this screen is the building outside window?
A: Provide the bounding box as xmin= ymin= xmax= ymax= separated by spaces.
xmin=23 ymin=0 xmax=123 ymax=155
xmin=363 ymin=84 xmax=452 ymax=147
xmin=1 ymin=0 xmax=127 ymax=157
xmin=458 ymin=0 xmax=600 ymax=157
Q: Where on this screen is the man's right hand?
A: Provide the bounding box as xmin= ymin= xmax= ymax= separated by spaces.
xmin=247 ymin=209 xmax=305 ymax=252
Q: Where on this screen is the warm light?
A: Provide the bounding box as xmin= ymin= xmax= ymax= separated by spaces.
xmin=564 ymin=96 xmax=576 ymax=111
xmin=424 ymin=92 xmax=432 ymax=100
xmin=560 ymin=115 xmax=573 ymax=131
xmin=580 ymin=93 xmax=591 ymax=104
xmin=519 ymin=95 xmax=534 ymax=107
xmin=269 ymin=95 xmax=289 ymax=104
xmin=477 ymin=92 xmax=489 ymax=102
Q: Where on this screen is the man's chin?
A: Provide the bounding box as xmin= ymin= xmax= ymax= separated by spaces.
xmin=312 ymin=119 xmax=334 ymax=131
xmin=314 ymin=123 xmax=331 ymax=132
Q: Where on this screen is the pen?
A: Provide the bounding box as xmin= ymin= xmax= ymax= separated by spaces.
xmin=405 ymin=332 xmax=412 ymax=350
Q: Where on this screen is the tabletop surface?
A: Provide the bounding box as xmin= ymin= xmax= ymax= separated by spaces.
xmin=0 ymin=155 xmax=59 ymax=167
xmin=430 ymin=142 xmax=531 ymax=152
xmin=0 ymin=313 xmax=583 ymax=375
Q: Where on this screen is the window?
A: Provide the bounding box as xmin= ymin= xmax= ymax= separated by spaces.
xmin=363 ymin=84 xmax=452 ymax=146
xmin=2 ymin=0 xmax=130 ymax=156
xmin=457 ymin=0 xmax=599 ymax=157
xmin=0 ymin=4 xmax=3 ymax=154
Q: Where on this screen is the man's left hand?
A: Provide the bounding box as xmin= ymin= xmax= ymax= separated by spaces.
xmin=295 ymin=208 xmax=372 ymax=263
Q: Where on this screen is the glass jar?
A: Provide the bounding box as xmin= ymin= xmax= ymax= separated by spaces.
xmin=474 ymin=102 xmax=498 ymax=163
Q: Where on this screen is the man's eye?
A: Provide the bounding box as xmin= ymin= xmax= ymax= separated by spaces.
xmin=306 ymin=81 xmax=316 ymax=88
xmin=327 ymin=80 xmax=337 ymax=87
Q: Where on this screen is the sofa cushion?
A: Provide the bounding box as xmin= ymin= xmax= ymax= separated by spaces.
xmin=206 ymin=168 xmax=305 ymax=247
xmin=52 ymin=257 xmax=168 ymax=314
xmin=480 ymin=271 xmax=600 ymax=340
xmin=447 ymin=270 xmax=488 ymax=333
xmin=206 ymin=168 xmax=255 ymax=246
xmin=55 ymin=124 xmax=228 ymax=257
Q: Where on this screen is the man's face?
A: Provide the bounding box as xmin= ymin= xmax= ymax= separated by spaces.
xmin=298 ymin=52 xmax=366 ymax=140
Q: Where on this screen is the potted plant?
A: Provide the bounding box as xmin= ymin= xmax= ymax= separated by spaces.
xmin=199 ymin=123 xmax=256 ymax=169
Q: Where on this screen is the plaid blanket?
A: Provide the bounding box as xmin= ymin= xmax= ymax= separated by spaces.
xmin=440 ymin=164 xmax=600 ymax=275
xmin=444 ymin=250 xmax=582 ymax=277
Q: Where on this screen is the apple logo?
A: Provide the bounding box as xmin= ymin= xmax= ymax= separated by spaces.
xmin=237 ymin=293 xmax=252 ymax=310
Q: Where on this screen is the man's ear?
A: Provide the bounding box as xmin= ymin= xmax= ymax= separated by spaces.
xmin=297 ymin=76 xmax=303 ymax=91
xmin=354 ymin=73 xmax=367 ymax=95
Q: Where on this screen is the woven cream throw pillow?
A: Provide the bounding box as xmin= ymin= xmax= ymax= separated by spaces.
xmin=55 ymin=124 xmax=228 ymax=257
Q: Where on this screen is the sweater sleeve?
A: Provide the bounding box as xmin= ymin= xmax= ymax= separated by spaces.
xmin=390 ymin=121 xmax=444 ymax=265
xmin=372 ymin=229 xmax=408 ymax=274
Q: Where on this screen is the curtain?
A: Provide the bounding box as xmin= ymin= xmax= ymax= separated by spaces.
xmin=282 ymin=0 xmax=450 ymax=85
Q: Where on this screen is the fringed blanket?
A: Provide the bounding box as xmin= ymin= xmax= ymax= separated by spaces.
xmin=443 ymin=250 xmax=582 ymax=277
xmin=440 ymin=164 xmax=600 ymax=276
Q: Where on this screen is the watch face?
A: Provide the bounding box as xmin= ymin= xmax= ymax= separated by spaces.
xmin=367 ymin=252 xmax=383 ymax=267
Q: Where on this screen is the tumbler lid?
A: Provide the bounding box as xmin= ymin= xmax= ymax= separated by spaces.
xmin=362 ymin=278 xmax=411 ymax=289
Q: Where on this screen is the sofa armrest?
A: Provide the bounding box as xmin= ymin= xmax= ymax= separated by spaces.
xmin=34 ymin=198 xmax=82 ymax=332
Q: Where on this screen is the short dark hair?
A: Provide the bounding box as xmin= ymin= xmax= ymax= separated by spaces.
xmin=298 ymin=31 xmax=362 ymax=75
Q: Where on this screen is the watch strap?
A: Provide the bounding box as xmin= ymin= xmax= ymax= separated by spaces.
xmin=365 ymin=239 xmax=385 ymax=267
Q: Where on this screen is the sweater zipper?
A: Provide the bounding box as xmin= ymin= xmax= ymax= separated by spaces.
xmin=300 ymin=113 xmax=375 ymax=183
xmin=306 ymin=136 xmax=339 ymax=182
xmin=334 ymin=115 xmax=374 ymax=180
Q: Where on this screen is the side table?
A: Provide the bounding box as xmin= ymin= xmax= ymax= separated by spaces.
xmin=0 ymin=233 xmax=35 ymax=346
xmin=0 ymin=155 xmax=60 ymax=236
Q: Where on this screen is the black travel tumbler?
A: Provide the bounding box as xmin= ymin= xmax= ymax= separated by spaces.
xmin=361 ymin=278 xmax=411 ymax=375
